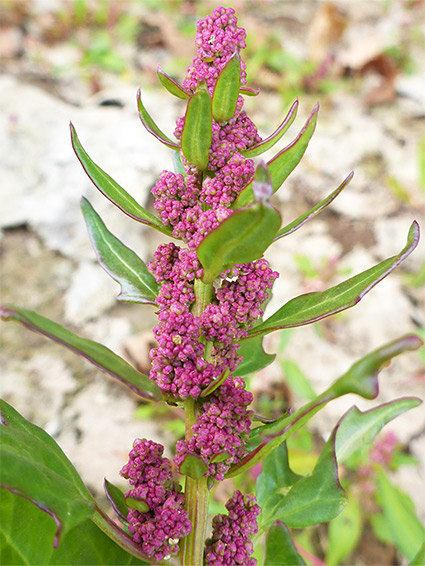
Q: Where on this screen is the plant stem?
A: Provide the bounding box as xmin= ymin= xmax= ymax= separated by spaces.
xmin=180 ymin=280 xmax=213 ymax=565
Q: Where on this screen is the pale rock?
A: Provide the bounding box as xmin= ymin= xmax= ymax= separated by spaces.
xmin=64 ymin=261 xmax=117 ymax=325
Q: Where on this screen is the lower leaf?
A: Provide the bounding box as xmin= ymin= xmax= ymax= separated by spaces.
xmin=0 ymin=490 xmax=149 ymax=566
xmin=265 ymin=522 xmax=306 ymax=566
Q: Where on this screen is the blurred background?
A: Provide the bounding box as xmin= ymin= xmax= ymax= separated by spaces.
xmin=1 ymin=1 xmax=424 ymax=564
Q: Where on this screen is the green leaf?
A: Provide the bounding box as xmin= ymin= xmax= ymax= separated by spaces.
xmin=0 ymin=400 xmax=95 ymax=545
xmin=200 ymin=369 xmax=230 ymax=398
xmin=179 ymin=453 xmax=208 ymax=479
xmin=410 ymin=542 xmax=425 ymax=566
xmin=274 ymin=172 xmax=353 ymax=240
xmin=157 ymin=66 xmax=189 ymax=99
xmin=104 ymin=479 xmax=129 ymax=521
xmin=173 ymin=151 xmax=186 ymax=176
xmin=248 ymin=221 xmax=420 ymax=338
xmin=226 ymin=334 xmax=422 ymax=479
xmin=0 ymin=306 xmax=162 ymax=401
xmin=81 ymin=197 xmax=159 ymax=304
xmin=257 ymin=429 xmax=346 ymax=532
xmin=212 ymin=52 xmax=241 ymax=122
xmin=256 ymin=442 xmax=300 ymax=511
xmin=280 ymin=360 xmax=316 ymax=401
xmin=330 ymin=334 xmax=423 ymax=400
xmin=242 ymin=100 xmax=298 ymax=158
xmin=326 ymin=496 xmax=362 ymax=566
xmin=0 ymin=491 xmax=150 ymax=565
xmin=197 ymin=202 xmax=281 ymax=284
xmin=136 ymin=88 xmax=180 ymax=149
xmin=70 ymin=123 xmax=171 ymax=236
xmin=376 ymin=470 xmax=425 ymax=560
xmin=240 ymin=86 xmax=260 ymax=96
xmin=235 ymin=336 xmax=275 ymax=377
xmin=335 ymin=398 xmax=422 ymax=464
xmin=181 ymin=87 xmax=212 ymax=170
xmin=265 ymin=522 xmax=306 ymax=566
xmin=234 ymin=104 xmax=319 ymax=208
xmin=125 ymin=496 xmax=149 ymax=513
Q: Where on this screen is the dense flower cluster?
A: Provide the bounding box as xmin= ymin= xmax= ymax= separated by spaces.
xmin=122 ymin=5 xmax=278 ymax=558
xmin=183 ymin=6 xmax=247 ymax=93
xmin=174 ymin=376 xmax=254 ymax=480
xmin=204 ymin=490 xmax=261 ymax=565
xmin=120 ymin=439 xmax=191 ymax=562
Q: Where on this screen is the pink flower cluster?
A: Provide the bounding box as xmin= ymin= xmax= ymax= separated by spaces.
xmin=120 ymin=439 xmax=191 ymax=562
xmin=174 ymin=376 xmax=254 ymax=480
xmin=183 ymin=6 xmax=247 ymax=93
xmin=204 ymin=490 xmax=261 ymax=565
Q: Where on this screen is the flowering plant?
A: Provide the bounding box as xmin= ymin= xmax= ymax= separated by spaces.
xmin=1 ymin=7 xmax=423 ymax=566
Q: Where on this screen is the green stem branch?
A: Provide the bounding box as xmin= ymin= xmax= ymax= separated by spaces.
xmin=180 ymin=279 xmax=214 ymax=565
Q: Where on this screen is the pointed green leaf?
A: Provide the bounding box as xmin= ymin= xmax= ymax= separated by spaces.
xmin=173 ymin=151 xmax=186 ymax=176
xmin=197 ymin=203 xmax=281 ymax=284
xmin=125 ymin=497 xmax=149 ymax=513
xmin=181 ymin=87 xmax=212 ymax=170
xmin=265 ymin=522 xmax=306 ymax=566
xmin=274 ymin=172 xmax=354 ymax=240
xmin=256 ymin=443 xmax=301 ymax=511
xmin=330 ymin=334 xmax=423 ymax=399
xmin=376 ymin=470 xmax=425 ymax=560
xmin=104 ymin=479 xmax=129 ymax=522
xmin=0 ymin=491 xmax=150 ymax=565
xmin=235 ymin=336 xmax=275 ymax=377
xmin=248 ymin=222 xmax=419 ymax=338
xmin=226 ymin=334 xmax=422 ymax=479
xmin=258 ymin=429 xmax=347 ymax=531
xmin=70 ymin=123 xmax=171 ymax=236
xmin=0 ymin=400 xmax=95 ymax=546
xmin=200 ymin=369 xmax=230 ymax=398
xmin=234 ymin=104 xmax=319 ymax=208
xmin=335 ymin=398 xmax=422 ymax=464
xmin=136 ymin=88 xmax=180 ymax=149
xmin=81 ymin=198 xmax=158 ymax=304
xmin=211 ymin=452 xmax=232 ymax=463
xmin=0 ymin=306 xmax=162 ymax=401
xmin=179 ymin=453 xmax=208 ymax=479
xmin=157 ymin=66 xmax=189 ymax=99
xmin=242 ymin=100 xmax=298 ymax=158
xmin=212 ymin=52 xmax=241 ymax=122
xmin=240 ymin=85 xmax=260 ymax=96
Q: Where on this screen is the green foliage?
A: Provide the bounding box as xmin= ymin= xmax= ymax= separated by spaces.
xmin=136 ymin=90 xmax=180 ymax=151
xmin=235 ymin=336 xmax=276 ymax=377
xmin=265 ymin=522 xmax=306 ymax=565
xmin=242 ymin=100 xmax=298 ymax=158
xmin=71 ymin=123 xmax=172 ymax=235
xmin=0 ymin=400 xmax=95 ymax=544
xmin=181 ymin=87 xmax=212 ymax=170
xmin=375 ymin=470 xmax=425 ymax=560
xmin=276 ymin=171 xmax=353 ymax=240
xmin=249 ymin=222 xmax=419 ymax=337
xmin=212 ymin=53 xmax=241 ymax=122
xmin=81 ymin=197 xmax=159 ymax=304
xmin=0 ymin=491 xmax=148 ymax=565
xmin=235 ymin=106 xmax=318 ymax=208
xmin=335 ymin=399 xmax=421 ymax=464
xmin=325 ymin=496 xmax=363 ymax=565
xmin=256 ymin=431 xmax=346 ymax=533
xmin=197 ymin=201 xmax=281 ymax=284
xmin=0 ymin=307 xmax=162 ymax=401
